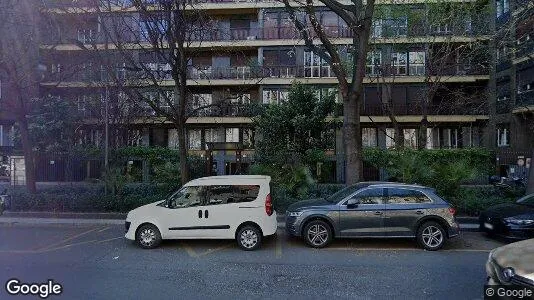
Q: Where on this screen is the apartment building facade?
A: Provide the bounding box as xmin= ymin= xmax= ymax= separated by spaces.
xmin=36 ymin=0 xmax=492 ymax=183
xmin=494 ymin=0 xmax=533 ymax=177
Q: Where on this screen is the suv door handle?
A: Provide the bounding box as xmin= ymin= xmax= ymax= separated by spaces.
xmin=415 ymin=210 xmax=424 ymax=215
xmin=374 ymin=211 xmax=383 ymax=215
xmin=198 ymin=210 xmax=202 ymax=218
xmin=204 ymin=210 xmax=209 ymax=218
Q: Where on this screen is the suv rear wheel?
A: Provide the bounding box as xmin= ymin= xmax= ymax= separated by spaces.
xmin=303 ymin=220 xmax=332 ymax=248
xmin=417 ymin=221 xmax=445 ymax=251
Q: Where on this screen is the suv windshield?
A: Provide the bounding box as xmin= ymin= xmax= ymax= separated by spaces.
xmin=326 ymin=185 xmax=362 ymax=203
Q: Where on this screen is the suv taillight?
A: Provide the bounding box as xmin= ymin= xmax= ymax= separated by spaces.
xmin=449 ymin=207 xmax=456 ymax=216
xmin=265 ymin=193 xmax=273 ymax=216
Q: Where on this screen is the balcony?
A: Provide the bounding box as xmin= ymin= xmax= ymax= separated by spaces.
xmin=514 ymin=91 xmax=534 ymax=113
xmin=187 ymin=103 xmax=259 ymax=117
xmin=340 ymin=102 xmax=488 ymax=116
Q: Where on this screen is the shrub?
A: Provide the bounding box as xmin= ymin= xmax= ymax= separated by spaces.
xmin=447 ymin=185 xmax=517 ymax=216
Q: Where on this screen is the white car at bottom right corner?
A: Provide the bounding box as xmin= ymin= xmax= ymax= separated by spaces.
xmin=486 ymin=238 xmax=534 ymax=288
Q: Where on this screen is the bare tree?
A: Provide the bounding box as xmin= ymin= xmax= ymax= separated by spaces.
xmin=43 ymin=0 xmax=267 ymax=184
xmin=281 ymin=0 xmax=375 ymax=184
xmin=367 ymin=2 xmax=490 ymax=150
xmin=0 ymin=0 xmax=42 ymax=192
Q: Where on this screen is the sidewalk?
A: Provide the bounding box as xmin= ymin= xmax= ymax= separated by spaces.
xmin=0 ymin=211 xmax=481 ymax=231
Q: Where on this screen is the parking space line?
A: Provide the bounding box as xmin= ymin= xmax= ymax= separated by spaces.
xmin=326 ymin=247 xmax=491 ymax=252
xmin=275 ymin=236 xmax=282 ymax=258
xmin=198 ymin=243 xmax=234 ymax=257
xmin=40 ymin=239 xmax=99 ymax=253
xmin=97 ymin=226 xmax=111 ymax=233
xmin=35 ymin=226 xmax=102 ymax=251
xmin=181 ymin=243 xmax=199 ymax=258
xmin=94 ymin=236 xmax=123 ymax=244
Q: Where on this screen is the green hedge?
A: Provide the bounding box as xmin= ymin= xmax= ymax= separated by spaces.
xmin=9 ymin=184 xmax=167 ymax=213
xmin=448 ymin=185 xmax=517 ymax=216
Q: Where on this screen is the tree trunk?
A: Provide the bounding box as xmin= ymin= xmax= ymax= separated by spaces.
xmin=177 ymin=124 xmax=189 ymax=185
xmin=418 ymin=117 xmax=429 ymax=150
xmin=394 ymin=126 xmax=403 ymax=149
xmin=343 ymin=92 xmax=362 ymax=184
xmin=17 ymin=116 xmax=37 ymax=193
xmin=527 ymin=149 xmax=534 ymax=195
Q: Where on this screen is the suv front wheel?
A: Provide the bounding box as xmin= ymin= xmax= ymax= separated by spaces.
xmin=417 ymin=221 xmax=446 ymax=251
xmin=303 ymin=220 xmax=332 ymax=248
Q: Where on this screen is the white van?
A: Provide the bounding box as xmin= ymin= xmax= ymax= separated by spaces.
xmin=125 ymin=175 xmax=277 ymax=250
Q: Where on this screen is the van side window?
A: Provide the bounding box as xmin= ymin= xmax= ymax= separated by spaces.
xmin=206 ymin=185 xmax=260 ymax=205
xmin=168 ymin=186 xmax=206 ymax=209
xmin=385 ymin=188 xmax=431 ymax=204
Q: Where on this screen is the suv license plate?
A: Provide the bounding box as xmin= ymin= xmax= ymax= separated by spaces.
xmin=484 ymin=223 xmax=494 ymax=230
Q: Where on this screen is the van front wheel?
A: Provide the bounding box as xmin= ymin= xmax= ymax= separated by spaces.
xmin=237 ymin=225 xmax=262 ymax=251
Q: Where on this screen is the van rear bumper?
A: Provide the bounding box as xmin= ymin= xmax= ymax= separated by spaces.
xmin=262 ymin=211 xmax=278 ymax=236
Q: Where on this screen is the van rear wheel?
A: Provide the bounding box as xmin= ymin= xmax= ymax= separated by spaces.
xmin=237 ymin=225 xmax=262 ymax=251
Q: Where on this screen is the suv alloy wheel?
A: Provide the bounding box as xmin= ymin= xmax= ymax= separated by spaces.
xmin=417 ymin=221 xmax=445 ymax=251
xmin=303 ymin=220 xmax=332 ymax=248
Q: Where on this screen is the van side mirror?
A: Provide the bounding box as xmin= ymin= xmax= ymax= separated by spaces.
xmin=346 ymin=198 xmax=359 ymax=208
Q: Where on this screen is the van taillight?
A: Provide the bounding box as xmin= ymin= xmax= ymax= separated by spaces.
xmin=449 ymin=207 xmax=456 ymax=215
xmin=265 ymin=193 xmax=273 ymax=216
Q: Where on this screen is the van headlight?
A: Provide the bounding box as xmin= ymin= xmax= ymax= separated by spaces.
xmin=288 ymin=211 xmax=303 ymax=217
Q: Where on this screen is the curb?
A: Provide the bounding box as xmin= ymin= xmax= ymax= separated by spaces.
xmin=0 ymin=217 xmax=480 ymax=232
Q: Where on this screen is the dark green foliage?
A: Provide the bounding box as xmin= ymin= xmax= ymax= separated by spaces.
xmin=252 ymin=83 xmax=339 ymax=196
xmin=363 ymin=148 xmax=493 ymax=197
xmin=448 ymin=186 xmax=517 ymax=216
xmin=27 ymin=95 xmax=83 ymax=152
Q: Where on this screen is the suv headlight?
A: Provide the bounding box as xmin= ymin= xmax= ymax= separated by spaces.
xmin=288 ymin=211 xmax=303 ymax=217
xmin=504 ymin=216 xmax=534 ymax=226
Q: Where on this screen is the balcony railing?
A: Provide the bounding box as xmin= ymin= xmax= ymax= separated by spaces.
xmin=354 ymin=103 xmax=488 ymax=116
xmin=45 ymin=63 xmax=488 ymax=83
xmin=187 ymin=103 xmax=259 ymax=117
xmin=516 ymin=91 xmax=534 ymax=107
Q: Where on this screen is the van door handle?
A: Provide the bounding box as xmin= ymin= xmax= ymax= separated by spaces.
xmin=198 ymin=210 xmax=202 ymax=218
xmin=374 ymin=211 xmax=383 ymax=215
xmin=415 ymin=210 xmax=424 ymax=215
xmin=204 ymin=210 xmax=209 ymax=218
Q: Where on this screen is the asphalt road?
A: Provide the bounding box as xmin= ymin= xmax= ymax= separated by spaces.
xmin=0 ymin=224 xmax=505 ymax=300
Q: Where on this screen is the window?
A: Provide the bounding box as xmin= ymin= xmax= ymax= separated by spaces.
xmin=304 ymin=51 xmax=332 ymax=78
xmin=385 ymin=17 xmax=407 ymax=37
xmin=386 ymin=188 xmax=431 ymax=204
xmin=77 ymin=29 xmax=96 ymax=44
xmin=371 ymin=19 xmax=382 ymax=38
xmin=431 ymin=24 xmax=451 ymax=35
xmin=262 ymin=89 xmax=288 ymax=104
xmin=408 ymin=52 xmax=425 ymax=76
xmin=441 ymin=128 xmax=461 ymax=148
xmin=426 ymin=128 xmax=434 ymax=149
xmin=366 ymin=51 xmax=382 ymax=76
xmin=206 ymin=185 xmax=260 ymax=205
xmin=362 ymin=128 xmax=378 ymax=147
xmin=403 ymin=129 xmax=417 ymax=149
xmin=497 ymin=126 xmax=510 ymax=147
xmin=192 ymin=94 xmax=212 ymax=115
xmin=350 ymin=188 xmax=384 ymax=205
xmin=226 ymin=128 xmax=239 ymax=142
xmin=140 ymin=18 xmax=169 ymax=42
xmin=391 ymin=52 xmax=407 ymax=75
xmin=0 ymin=125 xmax=14 ymax=147
xmin=205 ymin=128 xmax=224 ymax=144
xmin=167 ymin=186 xmax=206 ymax=209
xmin=243 ymin=128 xmax=254 ymax=148
xmin=188 ymin=129 xmax=202 ymax=150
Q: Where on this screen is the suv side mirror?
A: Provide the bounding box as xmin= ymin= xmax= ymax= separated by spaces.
xmin=346 ymin=198 xmax=359 ymax=208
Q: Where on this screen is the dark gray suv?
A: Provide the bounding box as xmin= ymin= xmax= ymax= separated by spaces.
xmin=285 ymin=182 xmax=460 ymax=250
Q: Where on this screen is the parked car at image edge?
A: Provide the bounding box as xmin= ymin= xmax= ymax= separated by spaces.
xmin=479 ymin=193 xmax=534 ymax=240
xmin=285 ymin=182 xmax=459 ymax=250
xmin=125 ymin=175 xmax=277 ymax=251
xmin=486 ymin=238 xmax=534 ymax=288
